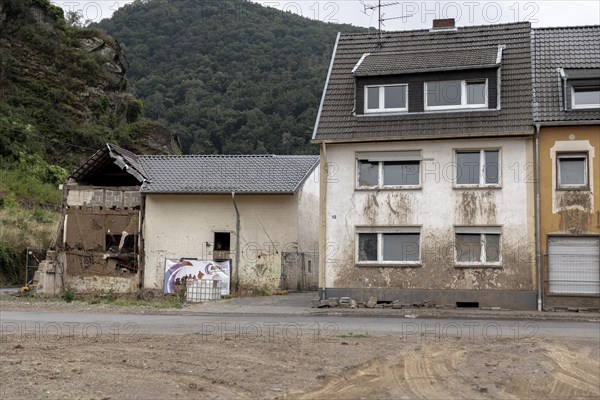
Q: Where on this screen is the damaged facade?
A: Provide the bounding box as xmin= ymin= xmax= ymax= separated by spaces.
xmin=35 ymin=145 xmax=146 ymax=295
xmin=533 ymin=26 xmax=600 ymax=308
xmin=312 ymin=21 xmax=538 ymax=310
xmin=34 ymin=148 xmax=320 ymax=295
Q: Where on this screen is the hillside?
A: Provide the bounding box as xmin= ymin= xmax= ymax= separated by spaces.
xmin=0 ymin=0 xmax=178 ymax=285
xmin=98 ymin=0 xmax=368 ymax=155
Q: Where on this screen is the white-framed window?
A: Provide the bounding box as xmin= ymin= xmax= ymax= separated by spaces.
xmin=455 ymin=149 xmax=500 ymax=187
xmin=571 ymin=86 xmax=600 ymax=109
xmin=365 ymin=84 xmax=408 ymax=113
xmin=425 ymin=79 xmax=488 ymax=110
xmin=557 ymin=152 xmax=589 ymax=189
xmin=455 ymin=227 xmax=501 ymax=267
xmin=357 ymin=151 xmax=422 ymax=189
xmin=356 ymin=227 xmax=421 ymax=266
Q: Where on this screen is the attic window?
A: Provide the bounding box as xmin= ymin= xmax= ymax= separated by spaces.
xmin=365 ymin=84 xmax=408 ymax=113
xmin=572 ymin=86 xmax=600 ymax=109
xmin=561 ymin=68 xmax=600 ymax=110
xmin=425 ymin=79 xmax=488 ymax=110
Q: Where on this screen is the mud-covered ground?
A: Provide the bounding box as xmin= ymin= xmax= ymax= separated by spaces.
xmin=1 ymin=330 xmax=599 ymax=399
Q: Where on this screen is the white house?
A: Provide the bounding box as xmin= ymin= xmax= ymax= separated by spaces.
xmin=312 ymin=20 xmax=537 ymax=309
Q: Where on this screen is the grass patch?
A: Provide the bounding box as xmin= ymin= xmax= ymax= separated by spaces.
xmin=337 ymin=332 xmax=370 ymax=339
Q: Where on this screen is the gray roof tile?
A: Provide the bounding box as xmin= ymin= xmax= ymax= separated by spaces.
xmin=139 ymin=155 xmax=319 ymax=194
xmin=532 ymin=26 xmax=600 ymax=122
xmin=314 ymin=22 xmax=534 ymax=142
xmin=354 ymin=47 xmax=500 ymax=76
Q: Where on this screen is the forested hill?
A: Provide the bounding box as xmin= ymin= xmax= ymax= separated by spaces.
xmin=98 ymin=0 xmax=368 ymax=155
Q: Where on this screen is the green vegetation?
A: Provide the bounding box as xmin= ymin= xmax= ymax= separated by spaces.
xmin=0 ymin=0 xmax=169 ymax=285
xmin=337 ymin=332 xmax=371 ymax=339
xmin=61 ymin=284 xmax=76 ymax=303
xmin=98 ymin=0 xmax=367 ymax=155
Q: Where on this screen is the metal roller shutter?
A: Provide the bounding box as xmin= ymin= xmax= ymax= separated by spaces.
xmin=548 ymin=236 xmax=600 ymax=295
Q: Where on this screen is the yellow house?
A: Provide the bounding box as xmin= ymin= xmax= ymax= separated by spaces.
xmin=533 ymin=27 xmax=600 ymax=309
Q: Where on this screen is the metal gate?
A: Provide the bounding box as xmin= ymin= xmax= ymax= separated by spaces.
xmin=548 ymin=236 xmax=600 ymax=295
xmin=281 ymin=251 xmax=318 ymax=291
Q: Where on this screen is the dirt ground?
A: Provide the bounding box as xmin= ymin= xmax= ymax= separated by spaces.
xmin=1 ymin=328 xmax=599 ymax=399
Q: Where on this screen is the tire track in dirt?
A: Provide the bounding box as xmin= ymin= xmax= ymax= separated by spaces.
xmin=288 ymin=340 xmax=600 ymax=400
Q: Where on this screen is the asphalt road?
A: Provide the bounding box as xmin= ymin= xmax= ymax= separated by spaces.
xmin=1 ymin=311 xmax=598 ymax=342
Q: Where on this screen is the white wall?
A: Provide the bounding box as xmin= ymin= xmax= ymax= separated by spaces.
xmin=323 ymin=137 xmax=536 ymax=291
xmin=143 ymin=194 xmax=301 ymax=291
xmin=297 ymin=166 xmax=320 ymax=254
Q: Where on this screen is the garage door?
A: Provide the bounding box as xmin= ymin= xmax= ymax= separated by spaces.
xmin=548 ymin=237 xmax=600 ymax=295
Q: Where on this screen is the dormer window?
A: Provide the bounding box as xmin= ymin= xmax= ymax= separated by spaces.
xmin=571 ymin=86 xmax=600 ymax=109
xmin=425 ymin=79 xmax=488 ymax=110
xmin=365 ymin=84 xmax=408 ymax=113
xmin=561 ymin=68 xmax=600 ymax=110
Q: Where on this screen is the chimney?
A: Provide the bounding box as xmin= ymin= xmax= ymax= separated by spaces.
xmin=432 ymin=18 xmax=455 ymax=30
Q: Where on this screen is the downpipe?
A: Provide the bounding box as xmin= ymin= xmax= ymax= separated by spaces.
xmin=535 ymin=123 xmax=543 ymax=311
xmin=231 ymin=192 xmax=241 ymax=293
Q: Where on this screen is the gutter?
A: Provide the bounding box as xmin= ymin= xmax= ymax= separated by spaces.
xmin=534 ymin=123 xmax=542 ymax=312
xmin=231 ymin=192 xmax=241 ymax=293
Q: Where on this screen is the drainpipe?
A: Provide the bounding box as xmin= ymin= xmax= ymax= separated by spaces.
xmin=535 ymin=123 xmax=542 ymax=311
xmin=231 ymin=192 xmax=241 ymax=293
xmin=319 ymin=143 xmax=328 ymax=300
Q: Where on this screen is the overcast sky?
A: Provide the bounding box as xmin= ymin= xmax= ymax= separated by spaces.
xmin=52 ymin=0 xmax=600 ymax=30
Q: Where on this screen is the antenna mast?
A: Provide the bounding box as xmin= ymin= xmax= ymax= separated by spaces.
xmin=361 ymin=1 xmax=412 ymax=45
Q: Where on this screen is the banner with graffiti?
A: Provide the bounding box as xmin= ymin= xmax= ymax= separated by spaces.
xmin=164 ymin=259 xmax=230 ymax=295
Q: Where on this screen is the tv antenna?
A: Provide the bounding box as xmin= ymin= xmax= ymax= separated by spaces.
xmin=360 ymin=0 xmax=413 ymax=45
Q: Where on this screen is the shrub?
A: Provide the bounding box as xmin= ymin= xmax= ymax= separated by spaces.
xmin=62 ymin=284 xmax=75 ymax=302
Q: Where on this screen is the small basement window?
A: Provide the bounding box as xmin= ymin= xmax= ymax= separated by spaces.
xmin=425 ymin=79 xmax=488 ymax=110
xmin=571 ymin=86 xmax=600 ymax=109
xmin=214 ymin=232 xmax=231 ymax=251
xmin=557 ymin=153 xmax=588 ymax=189
xmin=365 ymin=84 xmax=408 ymax=113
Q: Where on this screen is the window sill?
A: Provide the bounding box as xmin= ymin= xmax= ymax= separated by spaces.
xmin=355 ymin=108 xmax=499 ymax=117
xmin=454 ymin=263 xmax=502 ymax=268
xmin=556 ymin=186 xmax=590 ymax=192
xmin=453 ymin=185 xmax=502 ymax=190
xmin=356 ymin=263 xmax=422 ymax=268
xmin=356 ymin=186 xmax=422 ymax=191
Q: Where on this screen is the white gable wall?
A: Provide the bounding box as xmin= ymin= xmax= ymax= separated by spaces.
xmin=143 ymin=193 xmax=300 ymax=292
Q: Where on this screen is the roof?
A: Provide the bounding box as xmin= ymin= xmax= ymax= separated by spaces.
xmin=532 ymin=26 xmax=600 ymax=123
xmin=353 ymin=47 xmax=501 ymax=76
xmin=138 ymin=155 xmax=320 ymax=194
xmin=70 ymin=144 xmax=148 ymax=183
xmin=313 ymin=22 xmax=534 ymax=142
